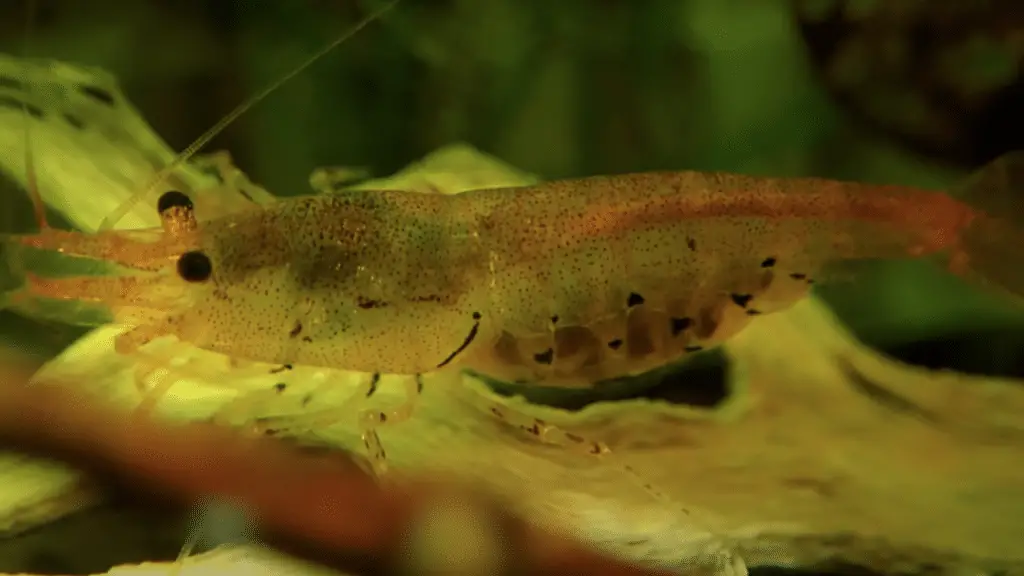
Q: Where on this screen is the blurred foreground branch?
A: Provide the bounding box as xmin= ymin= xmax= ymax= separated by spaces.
xmin=0 ymin=355 xmax=673 ymax=576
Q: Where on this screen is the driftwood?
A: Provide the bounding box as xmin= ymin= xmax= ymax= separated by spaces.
xmin=0 ymin=355 xmax=674 ymax=576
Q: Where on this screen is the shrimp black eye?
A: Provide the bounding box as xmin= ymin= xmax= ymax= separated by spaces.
xmin=157 ymin=190 xmax=194 ymax=214
xmin=176 ymin=250 xmax=213 ymax=282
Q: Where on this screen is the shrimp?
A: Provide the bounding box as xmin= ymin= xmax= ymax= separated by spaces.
xmin=7 ymin=147 xmax=1024 ymax=409
xmin=26 ymin=161 xmax=1018 ymax=378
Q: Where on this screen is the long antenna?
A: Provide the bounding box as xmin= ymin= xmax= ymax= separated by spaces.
xmin=98 ymin=0 xmax=399 ymax=231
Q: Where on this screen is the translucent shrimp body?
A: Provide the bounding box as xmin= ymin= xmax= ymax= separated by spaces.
xmin=10 ymin=161 xmax=1011 ymax=393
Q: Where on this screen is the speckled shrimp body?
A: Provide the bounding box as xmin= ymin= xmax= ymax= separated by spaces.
xmin=10 ymin=162 xmax=1009 ymax=392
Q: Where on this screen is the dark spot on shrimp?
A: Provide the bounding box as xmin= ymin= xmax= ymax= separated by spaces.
xmin=0 ymin=95 xmax=43 ymax=118
xmin=761 ymin=257 xmax=777 ymax=268
xmin=533 ymin=348 xmax=555 ymax=365
xmin=436 ymin=314 xmax=481 ymax=368
xmin=411 ymin=294 xmax=443 ymax=304
xmin=269 ymin=364 xmax=293 ymax=374
xmin=301 ymin=336 xmax=313 ymax=343
xmin=157 ymin=190 xmax=194 ymax=214
xmin=790 ymin=272 xmax=807 ymax=280
xmin=730 ymin=292 xmax=753 ymax=308
xmin=627 ymin=292 xmax=645 ymax=307
xmin=176 ymin=250 xmax=213 ymax=283
xmin=670 ymin=317 xmax=693 ymax=336
xmin=357 ymin=296 xmax=388 ymax=309
xmin=607 ymin=338 xmax=623 ymax=350
xmin=274 ymin=382 xmax=287 ymax=393
xmin=415 ymin=374 xmax=424 ymax=394
xmin=301 ymin=394 xmax=313 ymax=407
xmin=378 ymin=412 xmax=387 ymax=423
xmin=685 ymin=345 xmax=704 ymax=352
xmin=63 ymin=113 xmax=85 ymax=130
xmin=746 ymin=309 xmax=763 ymax=316
xmin=77 ymin=83 xmax=116 ymax=107
xmin=686 ymin=237 xmax=697 ymax=251
xmin=550 ymin=314 xmax=559 ymax=325
xmin=289 ymin=321 xmax=303 ymax=338
xmin=366 ymin=372 xmax=381 ymax=397
xmin=0 ymin=74 xmax=24 ymax=90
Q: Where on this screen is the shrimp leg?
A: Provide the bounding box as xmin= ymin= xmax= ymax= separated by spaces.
xmin=485 ymin=402 xmax=610 ymax=456
xmin=355 ymin=375 xmax=424 ymax=475
xmin=309 ymin=165 xmax=374 ymax=194
xmin=230 ymin=372 xmax=423 ymax=476
xmin=358 ymin=374 xmax=423 ymax=428
xmin=192 ymin=150 xmax=277 ymax=208
xmin=260 ymin=374 xmax=425 ymax=475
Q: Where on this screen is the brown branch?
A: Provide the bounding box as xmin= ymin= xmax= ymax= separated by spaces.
xmin=0 ymin=356 xmax=675 ymax=576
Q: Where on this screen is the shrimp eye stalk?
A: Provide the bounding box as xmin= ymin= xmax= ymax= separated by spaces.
xmin=157 ymin=190 xmax=194 ymax=214
xmin=176 ymin=251 xmax=213 ymax=283
xmin=158 ymin=190 xmax=198 ymax=236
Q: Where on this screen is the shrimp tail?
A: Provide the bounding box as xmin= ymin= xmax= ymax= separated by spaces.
xmin=949 ymin=151 xmax=1024 ymax=302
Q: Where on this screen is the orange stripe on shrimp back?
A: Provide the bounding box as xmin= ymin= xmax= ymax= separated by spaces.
xmin=479 ymin=172 xmax=975 ymax=263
